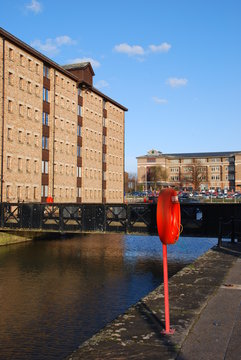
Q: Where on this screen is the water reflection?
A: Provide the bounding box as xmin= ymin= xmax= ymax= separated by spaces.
xmin=0 ymin=234 xmax=216 ymax=360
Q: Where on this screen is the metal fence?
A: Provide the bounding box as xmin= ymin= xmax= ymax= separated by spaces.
xmin=1 ymin=202 xmax=241 ymax=238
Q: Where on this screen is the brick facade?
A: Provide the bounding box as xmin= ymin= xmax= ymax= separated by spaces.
xmin=137 ymin=150 xmax=241 ymax=192
xmin=0 ymin=28 xmax=127 ymax=203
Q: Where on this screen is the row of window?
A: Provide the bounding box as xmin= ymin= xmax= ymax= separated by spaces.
xmin=53 ymin=163 xmax=77 ymax=176
xmin=8 ymin=47 xmax=41 ymax=75
xmin=6 ymin=184 xmax=39 ymax=200
xmin=7 ymin=128 xmax=40 ymax=146
xmin=8 ymin=72 xmax=42 ymax=96
xmin=7 ymin=156 xmax=39 ymax=173
xmin=55 ymin=73 xmax=76 ymax=94
xmin=55 ymin=117 xmax=77 ymax=134
xmin=55 ymin=93 xmax=77 ymax=112
xmin=7 ymin=100 xmax=40 ymax=120
xmin=168 ymin=158 xmax=235 ymax=164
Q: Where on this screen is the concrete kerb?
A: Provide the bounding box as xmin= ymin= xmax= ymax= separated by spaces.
xmin=67 ymin=244 xmax=239 ymax=360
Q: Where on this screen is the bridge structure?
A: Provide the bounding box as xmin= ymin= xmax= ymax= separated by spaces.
xmin=1 ymin=202 xmax=241 ymax=240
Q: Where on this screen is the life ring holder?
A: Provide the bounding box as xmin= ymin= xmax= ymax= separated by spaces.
xmin=156 ymin=188 xmax=181 ymax=245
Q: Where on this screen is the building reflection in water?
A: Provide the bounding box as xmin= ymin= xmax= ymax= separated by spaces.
xmin=0 ymin=234 xmax=216 ymax=360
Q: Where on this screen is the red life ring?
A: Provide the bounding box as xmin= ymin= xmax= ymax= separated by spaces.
xmin=156 ymin=188 xmax=181 ymax=245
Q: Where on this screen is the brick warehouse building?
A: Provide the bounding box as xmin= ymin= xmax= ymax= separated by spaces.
xmin=137 ymin=149 xmax=241 ymax=192
xmin=0 ymin=28 xmax=127 ymax=203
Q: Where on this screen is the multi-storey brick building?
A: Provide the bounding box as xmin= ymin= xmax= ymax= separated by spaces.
xmin=0 ymin=28 xmax=127 ymax=203
xmin=137 ymin=149 xmax=241 ymax=192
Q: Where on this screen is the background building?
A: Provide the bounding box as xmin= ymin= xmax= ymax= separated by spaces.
xmin=137 ymin=149 xmax=241 ymax=192
xmin=0 ymin=28 xmax=127 ymax=203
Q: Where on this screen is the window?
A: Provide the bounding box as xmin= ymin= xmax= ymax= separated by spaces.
xmin=42 ymin=136 xmax=49 ymax=150
xmin=6 ymin=185 xmax=11 ymax=200
xmin=35 ymin=84 xmax=40 ymax=97
xmin=42 ymin=160 xmax=48 ymax=174
xmin=78 ymin=105 xmax=81 ymax=116
xmin=19 ymin=77 xmax=24 ymax=90
xmin=36 ymin=63 xmax=40 ymax=75
xmin=20 ymin=54 xmax=24 ymax=66
xmin=34 ymin=160 xmax=38 ymax=173
xmin=27 ymin=107 xmax=31 ymax=119
xmin=41 ymin=185 xmax=48 ymax=197
xmin=43 ymin=65 xmax=49 ymax=78
xmin=34 ymin=134 xmax=39 ymax=147
xmin=8 ymin=100 xmax=13 ymax=113
xmin=26 ymin=159 xmax=30 ymax=173
xmin=77 ymin=125 xmax=81 ymax=136
xmin=77 ymin=166 xmax=81 ymax=177
xmin=42 ymin=112 xmax=48 ymax=125
xmin=43 ymin=88 xmax=48 ymax=102
xmin=18 ymin=157 xmax=23 ymax=171
xmin=26 ymin=132 xmax=31 ymax=144
xmin=34 ymin=187 xmax=37 ymax=200
xmin=77 ymin=145 xmax=81 ymax=157
xmin=34 ymin=109 xmax=39 ymax=121
xmin=27 ymin=81 xmax=32 ymax=93
xmin=78 ymin=88 xmax=82 ymax=96
xmin=7 ymin=156 xmax=12 ymax=170
xmin=8 ymin=72 xmax=13 ymax=86
xmin=9 ymin=48 xmax=14 ymax=61
xmin=17 ymin=186 xmax=21 ymax=200
xmin=7 ymin=127 xmax=13 ymax=141
xmin=77 ymin=187 xmax=81 ymax=198
xmin=28 ymin=59 xmax=32 ymax=71
xmin=19 ymin=104 xmax=24 ymax=117
xmin=18 ymin=130 xmax=23 ymax=143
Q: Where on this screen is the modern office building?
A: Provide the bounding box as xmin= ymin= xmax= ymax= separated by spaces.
xmin=0 ymin=28 xmax=127 ymax=203
xmin=137 ymin=149 xmax=241 ymax=191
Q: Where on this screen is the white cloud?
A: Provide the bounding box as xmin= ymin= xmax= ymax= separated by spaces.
xmin=153 ymin=97 xmax=168 ymax=104
xmin=149 ymin=42 xmax=171 ymax=53
xmin=55 ymin=36 xmax=75 ymax=46
xmin=95 ymin=80 xmax=109 ymax=89
xmin=114 ymin=43 xmax=145 ymax=56
xmin=68 ymin=57 xmax=101 ymax=69
xmin=31 ymin=36 xmax=76 ymax=56
xmin=166 ymin=78 xmax=188 ymax=88
xmin=26 ymin=0 xmax=42 ymax=14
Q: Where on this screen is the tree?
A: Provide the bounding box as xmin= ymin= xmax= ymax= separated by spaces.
xmin=148 ymin=166 xmax=168 ymax=190
xmin=180 ymin=166 xmax=207 ymax=190
xmin=124 ymin=172 xmax=137 ymax=193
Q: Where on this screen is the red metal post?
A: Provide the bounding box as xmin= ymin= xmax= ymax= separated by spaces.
xmin=162 ymin=243 xmax=175 ymax=335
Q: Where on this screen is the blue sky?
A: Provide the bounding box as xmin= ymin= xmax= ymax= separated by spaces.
xmin=1 ymin=0 xmax=241 ymax=173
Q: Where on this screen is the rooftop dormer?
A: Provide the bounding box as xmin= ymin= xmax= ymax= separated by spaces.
xmin=63 ymin=62 xmax=95 ymax=87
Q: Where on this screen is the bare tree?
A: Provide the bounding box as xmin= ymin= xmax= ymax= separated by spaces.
xmin=180 ymin=166 xmax=207 ymax=190
xmin=148 ymin=166 xmax=168 ymax=189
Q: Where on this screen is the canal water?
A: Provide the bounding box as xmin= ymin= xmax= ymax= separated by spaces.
xmin=0 ymin=234 xmax=216 ymax=360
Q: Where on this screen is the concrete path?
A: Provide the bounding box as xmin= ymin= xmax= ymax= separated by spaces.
xmin=67 ymin=243 xmax=241 ymax=360
xmin=178 ymin=247 xmax=241 ymax=360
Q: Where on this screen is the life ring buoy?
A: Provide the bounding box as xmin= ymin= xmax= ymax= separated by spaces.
xmin=156 ymin=188 xmax=181 ymax=245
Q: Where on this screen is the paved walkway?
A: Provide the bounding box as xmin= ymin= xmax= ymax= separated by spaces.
xmin=67 ymin=242 xmax=241 ymax=360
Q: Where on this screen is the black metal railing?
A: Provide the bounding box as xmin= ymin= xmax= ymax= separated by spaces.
xmin=218 ymin=217 xmax=241 ymax=247
xmin=0 ymin=202 xmax=241 ymax=237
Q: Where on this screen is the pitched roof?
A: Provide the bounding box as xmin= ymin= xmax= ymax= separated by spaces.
xmin=137 ymin=150 xmax=241 ymax=159
xmin=62 ymin=62 xmax=95 ymax=75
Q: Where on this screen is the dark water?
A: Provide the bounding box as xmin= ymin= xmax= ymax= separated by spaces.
xmin=0 ymin=235 xmax=216 ymax=360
